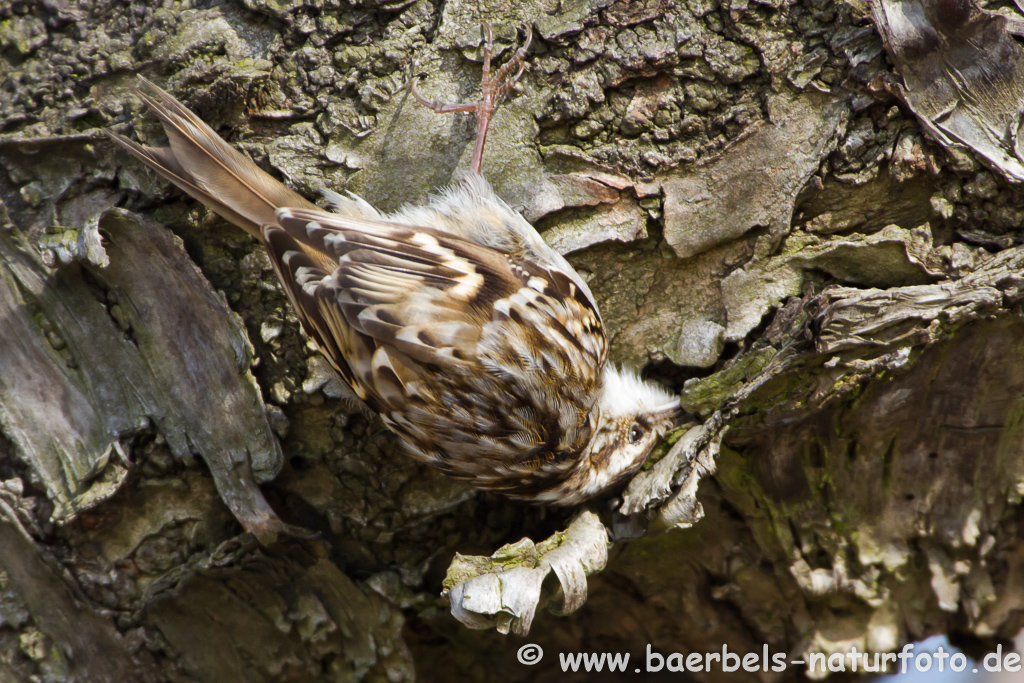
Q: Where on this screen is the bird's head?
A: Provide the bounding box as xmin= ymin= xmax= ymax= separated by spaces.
xmin=541 ymin=366 xmax=681 ymax=505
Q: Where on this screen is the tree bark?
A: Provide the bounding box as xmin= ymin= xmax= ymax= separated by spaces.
xmin=1 ymin=0 xmax=1023 ymax=681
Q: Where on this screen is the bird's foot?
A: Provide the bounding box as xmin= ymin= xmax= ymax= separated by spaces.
xmin=410 ymin=22 xmax=533 ymax=174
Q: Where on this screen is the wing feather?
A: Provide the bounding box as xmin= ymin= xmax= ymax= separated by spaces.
xmin=109 ymin=78 xmax=615 ymax=499
xmin=261 ymin=203 xmax=606 ymax=489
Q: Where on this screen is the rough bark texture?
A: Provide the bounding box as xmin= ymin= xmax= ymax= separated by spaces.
xmin=2 ymin=0 xmax=1024 ymax=681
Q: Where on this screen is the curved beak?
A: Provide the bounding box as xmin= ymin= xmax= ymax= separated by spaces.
xmin=653 ymin=398 xmax=685 ymax=427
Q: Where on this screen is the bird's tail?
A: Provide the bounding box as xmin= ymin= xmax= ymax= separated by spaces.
xmin=105 ymin=77 xmax=318 ymax=240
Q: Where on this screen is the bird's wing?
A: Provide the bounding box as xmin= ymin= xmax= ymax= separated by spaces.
xmin=266 ymin=207 xmax=607 ymax=490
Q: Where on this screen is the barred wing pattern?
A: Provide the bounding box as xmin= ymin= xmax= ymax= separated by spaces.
xmin=105 ymin=78 xmax=681 ymax=505
xmin=264 ymin=208 xmax=608 ymax=497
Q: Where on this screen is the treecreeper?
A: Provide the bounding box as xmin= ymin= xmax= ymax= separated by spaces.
xmin=106 ymin=24 xmax=682 ymax=505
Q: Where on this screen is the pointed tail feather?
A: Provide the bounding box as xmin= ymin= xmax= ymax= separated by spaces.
xmin=105 ymin=77 xmax=318 ymax=240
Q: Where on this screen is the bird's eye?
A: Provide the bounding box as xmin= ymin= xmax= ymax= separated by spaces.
xmin=628 ymin=423 xmax=644 ymax=444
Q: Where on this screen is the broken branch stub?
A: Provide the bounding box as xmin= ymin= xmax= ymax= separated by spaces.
xmin=443 ymin=511 xmax=609 ymax=635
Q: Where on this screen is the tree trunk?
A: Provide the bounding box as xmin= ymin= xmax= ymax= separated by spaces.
xmin=1 ymin=0 xmax=1023 ymax=681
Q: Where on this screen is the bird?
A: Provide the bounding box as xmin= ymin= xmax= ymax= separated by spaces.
xmin=105 ymin=23 xmax=682 ymax=505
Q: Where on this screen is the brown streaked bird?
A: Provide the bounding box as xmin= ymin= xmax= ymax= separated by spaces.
xmin=106 ymin=24 xmax=681 ymax=505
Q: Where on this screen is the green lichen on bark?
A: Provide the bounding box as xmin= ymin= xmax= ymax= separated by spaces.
xmin=3 ymin=0 xmax=1024 ymax=679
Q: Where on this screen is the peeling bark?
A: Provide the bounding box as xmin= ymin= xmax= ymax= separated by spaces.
xmin=2 ymin=0 xmax=1024 ymax=681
